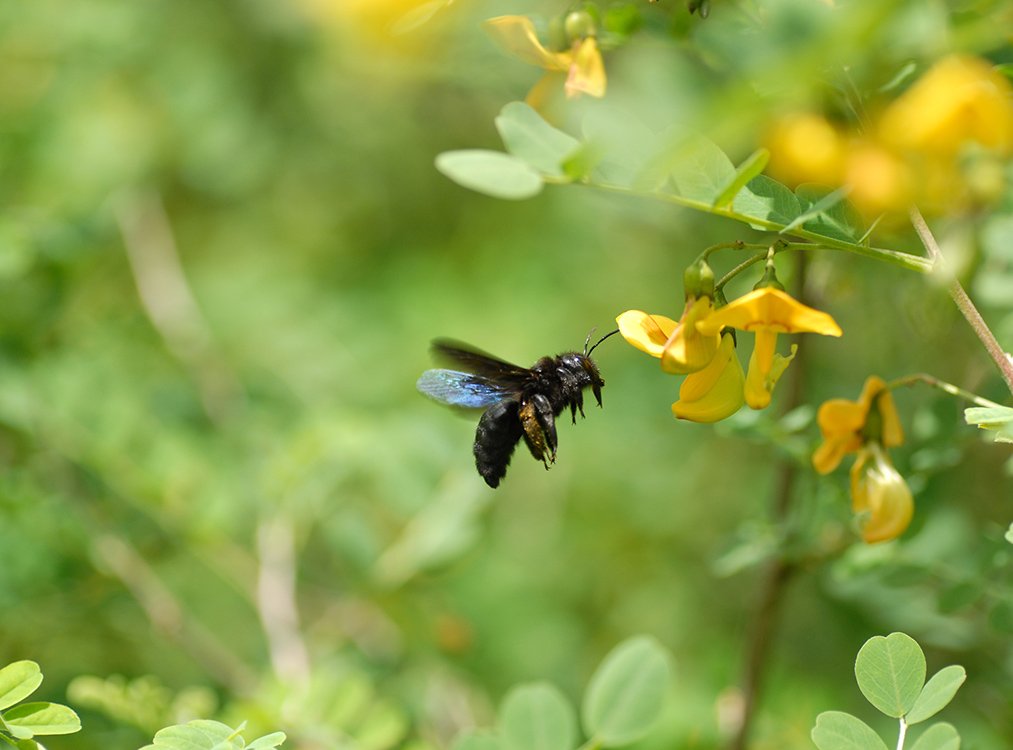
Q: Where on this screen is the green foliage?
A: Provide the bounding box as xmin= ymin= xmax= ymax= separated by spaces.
xmin=0 ymin=661 xmax=81 ymax=746
xmin=453 ymin=636 xmax=671 ymax=750
xmin=813 ymin=634 xmax=965 ymax=750
xmin=139 ymin=720 xmax=285 ymax=750
xmin=434 ymin=151 xmax=543 ymax=200
xmin=964 ymin=405 xmax=1013 ymax=443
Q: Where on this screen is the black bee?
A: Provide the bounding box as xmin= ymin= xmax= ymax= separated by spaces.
xmin=416 ymin=331 xmax=617 ymax=488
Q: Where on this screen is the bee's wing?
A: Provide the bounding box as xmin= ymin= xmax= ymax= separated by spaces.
xmin=416 ymin=369 xmax=513 ymax=409
xmin=431 ymin=339 xmax=531 ymax=384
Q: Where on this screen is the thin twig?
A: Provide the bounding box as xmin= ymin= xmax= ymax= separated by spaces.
xmin=256 ymin=518 xmax=312 ymax=685
xmin=909 ymin=206 xmax=1013 ymax=394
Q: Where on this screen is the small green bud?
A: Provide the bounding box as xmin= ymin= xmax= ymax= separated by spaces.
xmin=683 ymin=263 xmax=701 ymax=299
xmin=698 ymin=260 xmax=715 ymax=297
xmin=753 ymin=263 xmax=785 ymax=292
xmin=565 ymin=10 xmax=596 ymax=41
xmin=547 ymin=15 xmax=568 ymax=52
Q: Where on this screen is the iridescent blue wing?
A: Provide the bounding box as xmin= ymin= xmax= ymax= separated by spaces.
xmin=416 ymin=369 xmax=512 ymax=409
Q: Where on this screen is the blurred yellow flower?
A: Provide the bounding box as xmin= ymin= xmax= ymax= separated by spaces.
xmin=812 ymin=375 xmax=903 ymax=474
xmin=849 ymin=442 xmax=914 ymax=543
xmin=672 ymin=333 xmax=745 ymax=423
xmin=765 ymin=114 xmax=846 ymax=187
xmin=697 ymin=287 xmax=842 ymax=409
xmin=880 ymin=55 xmax=1013 ymax=156
xmin=484 ymin=16 xmax=606 ymax=102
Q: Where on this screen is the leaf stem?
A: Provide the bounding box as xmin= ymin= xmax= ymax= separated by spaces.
xmin=716 ymin=253 xmax=767 ymax=291
xmin=887 ymin=373 xmax=1004 ymax=408
xmin=897 ymin=717 xmax=908 ymax=750
xmin=909 ymin=206 xmax=1013 ymax=394
xmin=574 ymin=180 xmax=934 ymax=273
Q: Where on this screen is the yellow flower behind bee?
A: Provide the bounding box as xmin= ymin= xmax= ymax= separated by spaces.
xmin=672 ymin=333 xmax=745 ymax=423
xmin=484 ymin=16 xmax=606 ymax=102
xmin=849 ymin=442 xmax=914 ymax=543
xmin=697 ymin=287 xmax=842 ymax=409
xmin=812 ymin=375 xmax=903 ymax=474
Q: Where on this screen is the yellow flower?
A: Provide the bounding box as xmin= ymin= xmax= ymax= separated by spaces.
xmin=672 ymin=333 xmax=745 ymax=423
xmin=484 ymin=16 xmax=606 ymax=102
xmin=617 ymin=297 xmax=721 ymax=374
xmin=697 ymin=287 xmax=842 ymax=409
xmin=812 ymin=375 xmax=903 ymax=474
xmin=880 ymin=55 xmax=1013 ymax=156
xmin=765 ymin=113 xmax=846 ymax=187
xmin=849 ymin=442 xmax=914 ymax=543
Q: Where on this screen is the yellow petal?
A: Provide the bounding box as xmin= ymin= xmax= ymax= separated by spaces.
xmin=812 ymin=435 xmax=862 ymax=475
xmin=660 ymin=297 xmax=721 ymax=374
xmin=672 ymin=333 xmax=745 ymax=423
xmin=484 ymin=16 xmax=569 ymax=71
xmin=616 ymin=310 xmax=679 ymax=358
xmin=564 ymin=37 xmax=606 ymax=98
xmin=744 ymin=337 xmax=795 ymax=410
xmin=849 ymin=444 xmax=913 ymax=543
xmin=697 ymin=287 xmax=842 ymax=337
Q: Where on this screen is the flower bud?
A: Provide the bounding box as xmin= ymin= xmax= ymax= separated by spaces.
xmin=564 ymin=10 xmax=595 ymax=41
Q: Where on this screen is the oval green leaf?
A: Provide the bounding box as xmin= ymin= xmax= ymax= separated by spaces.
xmin=855 ymin=633 xmax=926 ymax=718
xmin=495 ymin=102 xmax=580 ymax=178
xmin=909 ymin=722 xmax=960 ymax=750
xmin=582 ymin=636 xmax=670 ymax=747
xmin=0 ymin=662 xmax=43 ymax=711
xmin=906 ymin=666 xmax=966 ymax=724
xmin=246 ymin=732 xmax=288 ymax=750
xmin=811 ymin=711 xmax=889 ymax=750
xmin=713 ymin=148 xmax=770 ymax=209
xmin=499 ymin=683 xmax=576 ymax=750
xmin=2 ymin=702 xmax=81 ymax=736
xmin=453 ymin=731 xmax=502 ymax=750
xmin=435 ymin=150 xmax=543 ymax=200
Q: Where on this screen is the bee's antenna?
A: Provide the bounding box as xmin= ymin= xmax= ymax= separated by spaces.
xmin=583 ymin=328 xmax=597 ymax=356
xmin=587 ymin=328 xmax=620 ymax=357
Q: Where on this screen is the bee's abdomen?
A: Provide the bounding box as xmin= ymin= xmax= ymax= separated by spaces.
xmin=473 ymin=400 xmax=524 ymax=488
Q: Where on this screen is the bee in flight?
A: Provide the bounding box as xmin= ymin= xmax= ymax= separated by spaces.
xmin=416 ymin=331 xmax=618 ymax=488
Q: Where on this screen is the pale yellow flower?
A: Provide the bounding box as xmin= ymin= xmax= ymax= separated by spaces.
xmin=484 ymin=16 xmax=606 ymax=102
xmin=617 ymin=297 xmax=721 ymax=374
xmin=849 ymin=442 xmax=914 ymax=543
xmin=812 ymin=375 xmax=904 ymax=475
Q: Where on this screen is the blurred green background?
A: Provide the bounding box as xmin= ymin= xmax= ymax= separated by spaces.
xmin=0 ymin=0 xmax=1010 ymax=748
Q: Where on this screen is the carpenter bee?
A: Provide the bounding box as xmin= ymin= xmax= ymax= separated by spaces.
xmin=416 ymin=331 xmax=618 ymax=488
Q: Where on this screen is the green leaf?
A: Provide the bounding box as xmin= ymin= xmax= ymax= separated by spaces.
xmin=855 ymin=633 xmax=926 ymax=718
xmin=0 ymin=663 xmax=43 ymax=711
xmin=910 ymin=722 xmax=960 ymax=750
xmin=452 ymin=731 xmax=502 ymax=750
xmin=2 ymin=703 xmax=81 ymax=737
xmin=713 ymin=149 xmax=770 ymax=209
xmin=906 ymin=666 xmax=966 ymax=724
xmin=1005 ymin=522 xmax=1013 ymax=545
xmin=246 ymin=732 xmax=287 ymax=749
xmin=811 ymin=711 xmax=889 ymax=750
xmin=964 ymin=406 xmax=1013 ymax=444
xmin=495 ymin=103 xmax=580 ymax=178
xmin=732 ymin=175 xmax=801 ymax=228
xmin=499 ymin=683 xmax=576 ymax=750
xmin=143 ymin=719 xmax=242 ymax=749
xmin=782 ymin=186 xmax=860 ymax=241
xmin=435 ymin=150 xmax=543 ymax=200
xmin=582 ymin=636 xmax=670 ymax=747
xmin=669 ymin=136 xmax=735 ymax=203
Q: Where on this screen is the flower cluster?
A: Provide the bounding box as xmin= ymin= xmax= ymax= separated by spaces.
xmin=766 ymin=55 xmax=1013 ymax=217
xmin=813 ymin=376 xmax=912 ymax=543
xmin=617 ymin=262 xmax=842 ymax=423
xmin=484 ymin=13 xmax=606 ymax=108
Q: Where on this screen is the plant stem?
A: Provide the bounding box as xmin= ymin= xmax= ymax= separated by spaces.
xmin=909 ymin=206 xmax=1013 ymax=394
xmin=897 ymin=718 xmax=908 ymax=750
xmin=727 ymin=253 xmax=808 ymax=750
xmin=888 ymin=373 xmax=1004 ymax=408
xmin=716 ymin=253 xmax=767 ymax=290
xmin=575 ymin=180 xmax=934 ymax=272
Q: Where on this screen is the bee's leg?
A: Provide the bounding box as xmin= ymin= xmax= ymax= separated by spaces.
xmin=519 ymin=394 xmax=557 ymax=468
xmin=570 ymin=401 xmax=578 ymax=424
xmin=574 ymin=390 xmax=585 ymax=421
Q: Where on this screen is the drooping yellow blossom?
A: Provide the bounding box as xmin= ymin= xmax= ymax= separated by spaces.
xmin=617 ymin=297 xmax=721 ymax=374
xmin=484 ymin=16 xmax=606 ymax=102
xmin=880 ymin=55 xmax=1013 ymax=156
xmin=849 ymin=442 xmax=914 ymax=543
xmin=697 ymin=287 xmax=842 ymax=409
xmin=672 ymin=333 xmax=745 ymax=423
xmin=812 ymin=375 xmax=903 ymax=474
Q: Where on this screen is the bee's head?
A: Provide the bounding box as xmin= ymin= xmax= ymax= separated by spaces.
xmin=582 ymin=328 xmax=618 ymax=407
